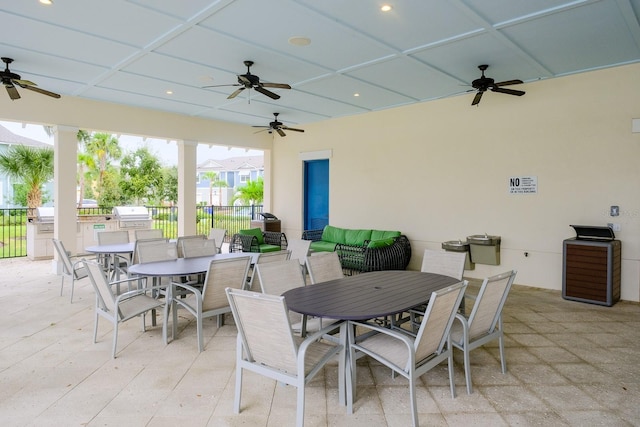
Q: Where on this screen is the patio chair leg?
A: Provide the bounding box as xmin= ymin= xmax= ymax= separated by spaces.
xmin=409 ymin=376 xmax=418 ymax=427
xmin=463 ymin=346 xmax=472 ymax=394
xmin=234 ymin=365 xmax=242 ymax=414
xmin=70 ymin=278 xmax=75 ymax=303
xmin=112 ymin=322 xmax=119 ymax=358
xmin=296 ymin=384 xmax=305 ymax=427
xmin=60 ymin=276 xmax=65 ymax=296
xmin=448 ymin=353 xmax=456 ymax=398
xmin=93 ymin=312 xmax=99 ymax=343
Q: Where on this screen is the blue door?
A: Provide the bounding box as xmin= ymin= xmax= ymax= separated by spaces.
xmin=304 ymin=159 xmax=329 ymax=231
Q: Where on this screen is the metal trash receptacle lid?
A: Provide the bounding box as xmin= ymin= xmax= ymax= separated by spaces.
xmin=569 ymin=225 xmax=615 ymax=241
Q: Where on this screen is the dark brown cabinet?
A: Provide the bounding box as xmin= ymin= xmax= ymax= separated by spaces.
xmin=563 ymin=237 xmax=621 ymax=306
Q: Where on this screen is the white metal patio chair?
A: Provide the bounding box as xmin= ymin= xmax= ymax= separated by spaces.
xmin=176 ymin=234 xmax=206 ymax=258
xmin=246 ymin=249 xmax=291 ymax=291
xmin=168 ymin=256 xmax=252 ymax=352
xmin=134 ymin=240 xmax=178 ymax=325
xmin=208 ymin=228 xmax=227 ymax=253
xmin=347 ymin=280 xmax=468 ymax=425
xmin=421 ymin=248 xmax=466 ymax=279
xmin=286 ymin=238 xmax=311 ymax=269
xmin=181 ymin=237 xmax=218 ymax=258
xmin=406 ymin=249 xmax=467 ymax=330
xmin=256 ymin=259 xmax=339 ymax=337
xmin=83 ymin=259 xmax=166 ymax=358
xmin=52 ymin=238 xmax=93 ymax=303
xmin=96 ymin=230 xmax=131 ymax=275
xmin=450 ymin=270 xmax=517 ymax=394
xmin=134 ymin=228 xmax=163 ymax=240
xmin=226 ymin=287 xmax=343 ymax=427
xmin=305 ymin=251 xmax=344 ymax=284
xmin=131 ymin=237 xmax=169 ymax=265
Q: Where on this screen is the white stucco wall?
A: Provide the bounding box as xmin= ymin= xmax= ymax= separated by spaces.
xmin=1 ymin=63 xmax=638 ymax=301
xmin=272 ymin=63 xmax=640 ymax=302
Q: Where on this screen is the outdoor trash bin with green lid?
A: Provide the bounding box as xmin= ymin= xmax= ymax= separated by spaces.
xmin=441 ymin=240 xmax=475 ymax=270
xmin=467 ymin=234 xmax=501 ymax=265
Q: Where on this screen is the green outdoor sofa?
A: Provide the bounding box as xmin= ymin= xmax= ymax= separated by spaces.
xmin=302 ymin=225 xmax=411 ymax=274
xmin=230 ymin=227 xmax=288 ymax=253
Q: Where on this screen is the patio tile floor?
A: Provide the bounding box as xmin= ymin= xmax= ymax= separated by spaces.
xmin=1 ymin=257 xmax=639 ymax=426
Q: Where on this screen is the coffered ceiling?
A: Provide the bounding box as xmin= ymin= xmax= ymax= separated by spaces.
xmin=1 ymin=0 xmax=639 ymax=129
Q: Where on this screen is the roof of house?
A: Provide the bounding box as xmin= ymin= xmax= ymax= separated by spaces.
xmin=197 ymin=155 xmax=264 ymax=172
xmin=0 ymin=125 xmax=51 ymax=148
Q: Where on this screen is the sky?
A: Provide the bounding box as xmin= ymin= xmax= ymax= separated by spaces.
xmin=0 ymin=120 xmax=263 ymax=166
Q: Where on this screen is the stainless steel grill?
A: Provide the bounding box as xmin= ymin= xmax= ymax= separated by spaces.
xmin=112 ymin=206 xmax=152 ymax=230
xmin=35 ymin=206 xmax=55 ymax=224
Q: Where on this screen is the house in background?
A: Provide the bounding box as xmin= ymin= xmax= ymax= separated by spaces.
xmin=195 ymin=155 xmax=264 ymax=206
xmin=0 ymin=125 xmax=53 ymax=209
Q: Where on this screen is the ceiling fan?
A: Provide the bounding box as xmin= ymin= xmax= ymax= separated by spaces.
xmin=204 ymin=60 xmax=291 ymax=101
xmin=470 ymin=64 xmax=524 ymax=106
xmin=253 ymin=113 xmax=304 ymax=137
xmin=1 ymin=57 xmax=61 ymax=100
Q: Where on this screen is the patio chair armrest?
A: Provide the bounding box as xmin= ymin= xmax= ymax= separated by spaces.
xmin=170 ymin=281 xmax=202 ymax=297
xmin=302 ymin=229 xmax=324 ymax=242
xmin=336 ymin=243 xmax=366 ymax=273
xmin=70 ymin=252 xmax=97 ymax=260
xmin=348 ymin=320 xmax=414 ymax=349
xmin=230 ymin=233 xmax=259 ymax=252
xmin=110 ymin=276 xmax=145 ymax=291
xmin=363 ymin=235 xmax=412 ymax=272
xmin=298 ymin=321 xmax=344 ymax=358
xmin=263 ymin=231 xmax=287 ymax=249
xmin=114 ymin=285 xmax=166 ymax=304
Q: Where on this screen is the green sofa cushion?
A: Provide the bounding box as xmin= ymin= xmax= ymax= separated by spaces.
xmin=321 ymin=225 xmax=346 ymax=244
xmin=367 ymin=237 xmax=396 ymax=249
xmin=370 ymin=230 xmax=401 ymax=240
xmin=344 ymin=229 xmax=372 ymax=246
xmin=310 ymin=240 xmax=339 ymax=252
xmin=259 ymin=244 xmax=281 ymax=253
xmin=240 ymin=228 xmax=264 ymax=245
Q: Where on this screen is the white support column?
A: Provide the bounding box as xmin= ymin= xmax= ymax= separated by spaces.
xmin=177 ymin=139 xmax=198 ymax=237
xmin=262 ymin=148 xmax=272 ymax=212
xmin=53 ymin=125 xmax=79 ymax=272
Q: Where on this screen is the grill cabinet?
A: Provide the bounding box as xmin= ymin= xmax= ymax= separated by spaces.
xmin=26 ymin=207 xmax=55 ymax=260
xmin=562 ymin=225 xmax=620 ymax=306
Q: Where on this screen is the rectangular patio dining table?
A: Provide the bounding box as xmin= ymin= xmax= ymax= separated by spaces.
xmin=281 ymin=270 xmax=461 ymax=413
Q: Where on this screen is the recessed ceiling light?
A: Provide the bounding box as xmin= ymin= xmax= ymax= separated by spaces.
xmin=166 ymin=90 xmax=173 ymax=95
xmin=288 ymin=36 xmax=311 ymax=46
xmin=381 ymin=4 xmax=392 ymax=12
xmin=39 ymin=0 xmax=53 ymax=4
xmin=354 ymin=93 xmax=360 ymax=97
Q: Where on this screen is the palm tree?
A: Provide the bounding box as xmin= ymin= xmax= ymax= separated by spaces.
xmin=232 ymin=176 xmax=264 ymax=205
xmin=76 ymin=130 xmax=95 ymax=207
xmin=202 ymin=171 xmax=227 ymax=206
xmin=0 ymin=145 xmax=54 ymax=210
xmin=85 ymin=132 xmax=121 ymax=200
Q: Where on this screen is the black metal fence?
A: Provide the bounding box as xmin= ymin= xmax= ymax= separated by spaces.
xmin=0 ymin=205 xmax=264 ymax=259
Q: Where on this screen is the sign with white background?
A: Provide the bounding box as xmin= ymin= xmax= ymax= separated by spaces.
xmin=509 ymin=176 xmax=537 ymax=194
